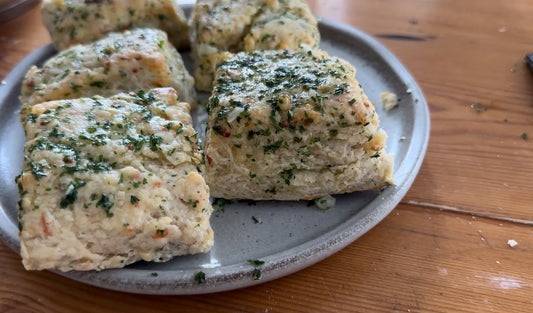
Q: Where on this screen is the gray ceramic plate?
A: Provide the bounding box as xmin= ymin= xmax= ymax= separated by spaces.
xmin=0 ymin=9 xmax=429 ymax=295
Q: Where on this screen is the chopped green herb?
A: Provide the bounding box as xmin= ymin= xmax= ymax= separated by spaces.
xmin=96 ymin=193 xmax=114 ymax=217
xmin=69 ymin=27 xmax=77 ymax=39
xmin=252 ymin=269 xmax=262 ymax=280
xmin=280 ymin=169 xmax=294 ymax=185
xmin=79 ymin=133 xmax=107 ymax=146
xmin=261 ymin=33 xmax=272 ymax=42
xmin=27 ymin=113 xmax=38 ymax=123
xmin=62 ymin=165 xmax=83 ymax=174
xmin=29 ymin=162 xmax=48 ymax=180
xmin=61 ymin=69 xmax=71 ymax=79
xmin=334 ymin=87 xmax=345 ymax=95
xmin=167 ymin=148 xmax=176 ymax=156
xmin=49 ymin=125 xmax=64 ymax=138
xmin=265 ymin=187 xmax=277 ymax=194
xmin=263 ymin=140 xmax=286 ymax=154
xmin=247 ymin=259 xmax=265 ymax=266
xmin=194 ymin=271 xmax=206 ymax=284
xmin=124 ymin=135 xmax=146 ymax=152
xmin=89 ymin=81 xmax=106 ymax=88
xmin=130 ymin=195 xmax=140 ymax=205
xmin=60 ymin=181 xmax=86 ymax=208
xmin=149 ymin=135 xmax=163 ymax=151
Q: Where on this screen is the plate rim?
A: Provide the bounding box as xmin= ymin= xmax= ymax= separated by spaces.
xmin=0 ymin=16 xmax=430 ymax=295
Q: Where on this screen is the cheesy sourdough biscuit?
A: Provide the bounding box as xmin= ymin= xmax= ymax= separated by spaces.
xmin=204 ymin=50 xmax=394 ymax=200
xmin=20 ymin=28 xmax=194 ymax=112
xmin=42 ymin=0 xmax=190 ymax=51
xmin=17 ymin=88 xmax=213 ymax=271
xmin=243 ymin=1 xmax=320 ymax=51
xmin=190 ymin=0 xmax=320 ymax=91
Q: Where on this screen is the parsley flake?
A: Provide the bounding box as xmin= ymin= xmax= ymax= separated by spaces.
xmin=130 ymin=195 xmax=140 ymax=205
xmin=247 ymin=259 xmax=265 ymax=266
xmin=194 ymin=271 xmax=206 ymax=284
xmin=96 ymin=193 xmax=114 ymax=217
xmin=252 ymin=269 xmax=262 ymax=280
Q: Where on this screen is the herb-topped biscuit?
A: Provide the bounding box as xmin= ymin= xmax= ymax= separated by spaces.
xmin=42 ymin=0 xmax=190 ymax=51
xmin=190 ymin=0 xmax=320 ymax=91
xmin=17 ymin=88 xmax=213 ymax=271
xmin=204 ymin=49 xmax=394 ymax=200
xmin=20 ymin=28 xmax=194 ymax=112
xmin=243 ymin=0 xmax=320 ymax=51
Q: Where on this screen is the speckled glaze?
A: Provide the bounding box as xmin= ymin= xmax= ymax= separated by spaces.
xmin=0 ymin=6 xmax=430 ymax=294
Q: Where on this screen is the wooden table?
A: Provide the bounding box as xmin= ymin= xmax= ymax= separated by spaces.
xmin=1 ymin=0 xmax=532 ymax=312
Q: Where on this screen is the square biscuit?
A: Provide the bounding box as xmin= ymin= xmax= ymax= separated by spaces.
xmin=17 ymin=87 xmax=213 ymax=271
xmin=204 ymin=49 xmax=394 ymax=200
xmin=190 ymin=0 xmax=320 ymax=91
xmin=20 ymin=28 xmax=194 ymax=112
xmin=42 ymin=0 xmax=190 ymax=51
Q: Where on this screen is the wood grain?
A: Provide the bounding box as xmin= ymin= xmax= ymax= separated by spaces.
xmin=0 ymin=7 xmax=49 ymax=76
xmin=0 ymin=205 xmax=531 ymax=312
xmin=1 ymin=0 xmax=533 ymax=312
xmin=309 ymin=0 xmax=533 ymax=222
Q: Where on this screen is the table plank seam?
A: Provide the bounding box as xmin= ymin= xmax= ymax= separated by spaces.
xmin=404 ymin=200 xmax=533 ymax=226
